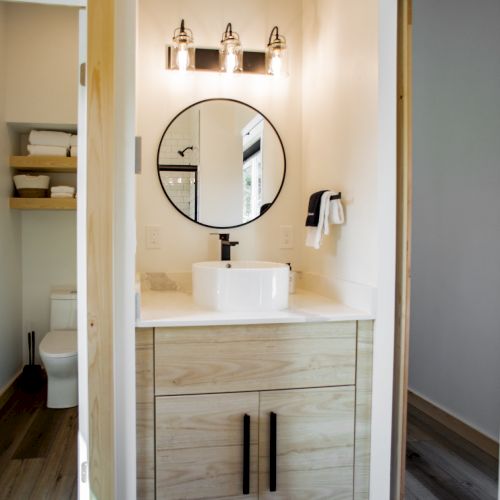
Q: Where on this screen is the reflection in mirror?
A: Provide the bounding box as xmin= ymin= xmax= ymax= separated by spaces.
xmin=157 ymin=99 xmax=285 ymax=228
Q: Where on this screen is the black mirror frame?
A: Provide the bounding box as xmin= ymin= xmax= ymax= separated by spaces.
xmin=156 ymin=98 xmax=287 ymax=230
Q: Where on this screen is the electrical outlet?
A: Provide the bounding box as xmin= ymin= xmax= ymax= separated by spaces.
xmin=146 ymin=226 xmax=161 ymax=249
xmin=279 ymin=225 xmax=293 ymax=249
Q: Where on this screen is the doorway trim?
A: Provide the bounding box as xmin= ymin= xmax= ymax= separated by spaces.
xmin=392 ymin=0 xmax=413 ymax=498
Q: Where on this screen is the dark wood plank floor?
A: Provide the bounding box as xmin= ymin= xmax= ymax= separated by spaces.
xmin=0 ymin=377 xmax=78 ymax=500
xmin=405 ymin=405 xmax=498 ymax=500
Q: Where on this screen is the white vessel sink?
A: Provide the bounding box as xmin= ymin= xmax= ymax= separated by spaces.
xmin=192 ymin=261 xmax=289 ymax=312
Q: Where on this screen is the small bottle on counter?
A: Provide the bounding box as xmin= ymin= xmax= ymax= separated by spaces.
xmin=287 ymin=263 xmax=296 ymax=294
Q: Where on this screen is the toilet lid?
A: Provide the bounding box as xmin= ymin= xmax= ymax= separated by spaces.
xmin=39 ymin=330 xmax=77 ymax=358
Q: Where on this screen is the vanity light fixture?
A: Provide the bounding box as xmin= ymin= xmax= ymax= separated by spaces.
xmin=170 ymin=19 xmax=195 ymax=71
xmin=266 ymin=26 xmax=288 ymax=77
xmin=220 ymin=23 xmax=243 ymax=73
xmin=166 ymin=22 xmax=288 ymax=76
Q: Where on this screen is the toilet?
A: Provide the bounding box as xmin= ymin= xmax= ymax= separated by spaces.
xmin=39 ymin=290 xmax=78 ymax=408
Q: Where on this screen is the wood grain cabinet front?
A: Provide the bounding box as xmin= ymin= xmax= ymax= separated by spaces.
xmin=136 ymin=321 xmax=373 ymax=500
xmin=258 ymin=387 xmax=355 ymax=500
xmin=155 ymin=387 xmax=355 ymax=500
xmin=155 ymin=392 xmax=259 ymax=500
xmin=154 ymin=322 xmax=356 ymax=396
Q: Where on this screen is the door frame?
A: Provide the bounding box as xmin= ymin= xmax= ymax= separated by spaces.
xmin=392 ymin=0 xmax=413 ymax=498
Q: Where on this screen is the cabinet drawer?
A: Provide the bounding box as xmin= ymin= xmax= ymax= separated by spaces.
xmin=155 ymin=322 xmax=356 ymax=396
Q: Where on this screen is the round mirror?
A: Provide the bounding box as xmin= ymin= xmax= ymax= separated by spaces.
xmin=157 ymin=99 xmax=286 ymax=228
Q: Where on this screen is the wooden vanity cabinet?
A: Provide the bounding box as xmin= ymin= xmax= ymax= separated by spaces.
xmin=136 ymin=321 xmax=373 ymax=500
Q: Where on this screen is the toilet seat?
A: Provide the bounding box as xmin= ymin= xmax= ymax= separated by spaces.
xmin=39 ymin=330 xmax=77 ymax=358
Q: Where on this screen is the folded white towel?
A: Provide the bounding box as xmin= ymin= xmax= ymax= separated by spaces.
xmin=29 ymin=130 xmax=72 ymax=148
xmin=306 ymin=190 xmax=345 ymax=249
xmin=70 ymin=146 xmax=78 ymax=157
xmin=27 ymin=144 xmax=68 ymax=157
xmin=329 ymin=194 xmax=344 ymax=225
xmin=323 ymin=191 xmax=345 ymax=235
xmin=51 ymin=192 xmax=74 ymax=199
xmin=70 ymin=135 xmax=78 ymax=147
xmin=51 ymin=185 xmax=75 ymax=195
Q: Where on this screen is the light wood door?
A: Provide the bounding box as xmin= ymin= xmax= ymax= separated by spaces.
xmin=258 ymin=387 xmax=355 ymax=500
xmin=156 ymin=392 xmax=259 ymax=499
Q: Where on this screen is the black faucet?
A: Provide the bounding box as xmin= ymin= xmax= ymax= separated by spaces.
xmin=212 ymin=233 xmax=239 ymax=261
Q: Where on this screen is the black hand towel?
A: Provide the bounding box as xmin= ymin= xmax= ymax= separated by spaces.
xmin=305 ymin=190 xmax=327 ymax=227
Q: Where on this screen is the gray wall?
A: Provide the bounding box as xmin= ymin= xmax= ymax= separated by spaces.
xmin=410 ymin=0 xmax=500 ymax=438
xmin=0 ymin=2 xmax=23 ymax=391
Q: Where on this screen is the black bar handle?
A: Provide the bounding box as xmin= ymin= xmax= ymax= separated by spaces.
xmin=270 ymin=412 xmax=277 ymax=492
xmin=243 ymin=414 xmax=250 ymax=495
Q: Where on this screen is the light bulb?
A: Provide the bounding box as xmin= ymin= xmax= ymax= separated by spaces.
xmin=270 ymin=54 xmax=283 ymax=76
xmin=170 ymin=20 xmax=195 ymax=71
xmin=220 ymin=23 xmax=242 ymax=73
xmin=266 ymin=26 xmax=287 ymax=77
xmin=176 ymin=45 xmax=189 ymax=71
xmin=225 ymin=52 xmax=237 ymax=73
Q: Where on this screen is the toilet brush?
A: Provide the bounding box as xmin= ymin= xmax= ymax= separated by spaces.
xmin=21 ymin=330 xmax=43 ymax=393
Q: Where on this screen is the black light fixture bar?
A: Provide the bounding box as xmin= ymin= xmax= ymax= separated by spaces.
xmin=167 ymin=46 xmax=266 ymax=74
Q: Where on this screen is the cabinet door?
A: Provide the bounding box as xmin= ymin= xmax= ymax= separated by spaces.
xmin=259 ymin=387 xmax=355 ymax=500
xmin=156 ymin=392 xmax=259 ymax=499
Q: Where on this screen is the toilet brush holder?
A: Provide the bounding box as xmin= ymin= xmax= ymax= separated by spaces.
xmin=21 ymin=365 xmax=44 ymax=393
xmin=21 ymin=331 xmax=44 ymax=393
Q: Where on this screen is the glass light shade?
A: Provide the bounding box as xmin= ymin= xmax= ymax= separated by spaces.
xmin=219 ymin=24 xmax=243 ymax=73
xmin=266 ymin=27 xmax=288 ymax=77
xmin=170 ymin=20 xmax=195 ymax=71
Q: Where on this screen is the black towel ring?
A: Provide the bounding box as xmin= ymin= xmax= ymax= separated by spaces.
xmin=330 ymin=192 xmax=342 ymax=201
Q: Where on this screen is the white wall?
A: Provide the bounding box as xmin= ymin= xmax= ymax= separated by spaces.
xmin=5 ymin=2 xmax=78 ymax=125
xmin=198 ymin=102 xmax=248 ymax=226
xmin=3 ymin=2 xmax=79 ymax=365
xmin=0 ymin=2 xmax=23 ymax=391
xmin=137 ymin=0 xmax=303 ymax=273
xmin=21 ymin=212 xmax=76 ymax=363
xmin=299 ymin=0 xmax=378 ymax=298
xmin=410 ymin=0 xmax=500 ymax=439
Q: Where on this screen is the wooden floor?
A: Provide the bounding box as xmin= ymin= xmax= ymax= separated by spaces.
xmin=2 ymin=375 xmax=497 ymax=500
xmin=0 ymin=377 xmax=78 ymax=499
xmin=405 ymin=405 xmax=498 ymax=500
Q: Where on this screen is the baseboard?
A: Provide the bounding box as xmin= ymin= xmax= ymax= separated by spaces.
xmin=408 ymin=390 xmax=499 ymax=459
xmin=0 ymin=369 xmax=22 ymax=409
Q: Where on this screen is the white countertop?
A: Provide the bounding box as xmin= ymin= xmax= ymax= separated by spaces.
xmin=136 ymin=289 xmax=374 ymax=328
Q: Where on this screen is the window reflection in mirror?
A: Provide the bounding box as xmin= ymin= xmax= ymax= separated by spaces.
xmin=242 ymin=116 xmax=263 ymax=222
xmin=157 ymin=99 xmax=285 ymax=229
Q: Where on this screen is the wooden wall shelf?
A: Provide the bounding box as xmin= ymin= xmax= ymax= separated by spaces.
xmin=10 ymin=155 xmax=77 ymax=173
xmin=9 ymin=197 xmax=77 ymax=211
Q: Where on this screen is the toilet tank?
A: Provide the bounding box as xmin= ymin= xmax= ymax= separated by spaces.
xmin=50 ymin=290 xmax=77 ymax=330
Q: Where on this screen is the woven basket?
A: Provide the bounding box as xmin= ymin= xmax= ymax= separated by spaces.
xmin=17 ymin=188 xmax=48 ymax=198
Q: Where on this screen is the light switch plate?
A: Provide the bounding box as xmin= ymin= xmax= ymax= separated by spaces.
xmin=279 ymin=225 xmax=293 ymax=249
xmin=146 ymin=226 xmax=161 ymax=249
